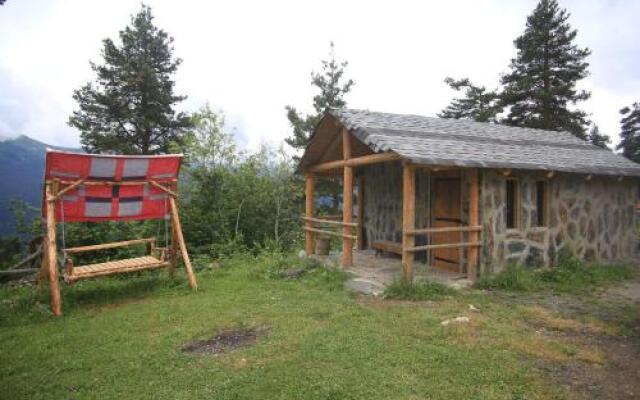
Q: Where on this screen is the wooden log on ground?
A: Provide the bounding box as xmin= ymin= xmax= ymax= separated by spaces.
xmin=0 ymin=268 xmax=38 ymax=283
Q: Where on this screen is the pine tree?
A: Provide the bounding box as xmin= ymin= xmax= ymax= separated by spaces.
xmin=501 ymin=0 xmax=591 ymax=139
xmin=586 ymin=124 xmax=611 ymax=149
xmin=438 ymin=77 xmax=502 ymax=122
xmin=285 ymin=42 xmax=354 ymax=151
xmin=69 ymin=5 xmax=192 ymax=154
xmin=617 ymin=102 xmax=640 ymax=163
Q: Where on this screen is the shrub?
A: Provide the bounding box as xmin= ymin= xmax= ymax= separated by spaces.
xmin=476 ymin=252 xmax=634 ymax=293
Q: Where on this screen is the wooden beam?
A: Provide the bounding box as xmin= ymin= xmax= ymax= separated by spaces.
xmin=149 ymin=180 xmax=178 ymax=197
xmin=305 ymin=174 xmax=315 ymax=255
xmin=402 ymin=163 xmax=416 ymax=282
xmin=50 ymin=179 xmax=85 ymax=201
xmin=44 ymin=181 xmax=62 ymax=316
xmin=64 ymin=238 xmax=156 ymax=254
xmin=357 ymin=175 xmax=364 ymax=250
xmin=406 ymin=241 xmax=482 ymax=252
xmin=56 ymin=179 xmax=177 ymax=186
xmin=307 ymin=152 xmax=401 ymax=173
xmin=302 ymin=216 xmax=357 ymax=227
xmin=168 ymin=196 xmax=197 ymax=290
xmin=467 ymin=168 xmax=480 ymax=280
xmin=303 ymin=226 xmax=357 ymax=240
xmin=342 ymin=128 xmax=354 ymax=267
xmin=406 ymin=225 xmax=482 ymax=235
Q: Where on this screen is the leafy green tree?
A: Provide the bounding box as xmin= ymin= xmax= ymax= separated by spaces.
xmin=69 ymin=4 xmax=192 ymax=155
xmin=438 ymin=77 xmax=502 ymax=122
xmin=617 ymin=102 xmax=640 ymax=162
xmin=501 ymin=0 xmax=591 ymax=139
xmin=285 ymin=42 xmax=354 ymax=151
xmin=586 ymin=124 xmax=611 ymax=150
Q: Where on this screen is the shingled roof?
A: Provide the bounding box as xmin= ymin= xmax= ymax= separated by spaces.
xmin=320 ymin=108 xmax=640 ymax=177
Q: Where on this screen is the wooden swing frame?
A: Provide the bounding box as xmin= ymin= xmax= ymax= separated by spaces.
xmin=40 ymin=178 xmax=197 ymax=316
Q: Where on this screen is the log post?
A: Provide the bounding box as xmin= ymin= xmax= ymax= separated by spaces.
xmin=305 ymin=173 xmax=315 ymax=255
xmin=44 ymin=181 xmax=62 ymax=316
xmin=402 ymin=163 xmax=415 ymax=282
xmin=357 ymin=174 xmax=364 ymax=250
xmin=468 ymin=168 xmax=480 ymax=280
xmin=342 ymin=128 xmax=353 ymax=267
xmin=168 ymin=196 xmax=198 ymax=290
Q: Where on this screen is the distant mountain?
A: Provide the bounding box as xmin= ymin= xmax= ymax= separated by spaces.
xmin=0 ymin=135 xmax=80 ymax=235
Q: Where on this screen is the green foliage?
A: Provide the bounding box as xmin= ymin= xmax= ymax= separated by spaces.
xmin=438 ymin=77 xmax=502 ymax=122
xmin=617 ymin=102 xmax=640 ymax=163
xmin=501 ymin=0 xmax=591 ymax=138
xmin=285 ymin=42 xmax=354 ymax=151
xmin=383 ymin=279 xmax=457 ymax=301
xmin=476 ymin=265 xmax=540 ymax=292
xmin=68 ymin=4 xmax=192 ymax=154
xmin=0 ymin=199 xmax=41 ymax=269
xmin=476 ymin=253 xmax=633 ymax=293
xmin=587 ymin=124 xmax=611 ymax=150
xmin=178 ymin=105 xmax=303 ymax=257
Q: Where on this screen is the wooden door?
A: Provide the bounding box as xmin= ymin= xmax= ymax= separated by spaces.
xmin=431 ymin=176 xmax=462 ymax=271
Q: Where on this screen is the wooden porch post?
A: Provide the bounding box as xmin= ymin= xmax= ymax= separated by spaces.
xmin=402 ymin=163 xmax=415 ymax=282
xmin=342 ymin=128 xmax=353 ymax=267
xmin=305 ymin=173 xmax=315 ymax=255
xmin=357 ymin=174 xmax=364 ymax=250
xmin=468 ymin=168 xmax=480 ymax=280
xmin=44 ymin=181 xmax=62 ymax=316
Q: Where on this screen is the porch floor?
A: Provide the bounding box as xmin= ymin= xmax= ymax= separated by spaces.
xmin=312 ymin=249 xmax=474 ymax=295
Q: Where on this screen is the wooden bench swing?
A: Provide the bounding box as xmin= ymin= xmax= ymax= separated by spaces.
xmin=40 ymin=151 xmax=197 ymax=316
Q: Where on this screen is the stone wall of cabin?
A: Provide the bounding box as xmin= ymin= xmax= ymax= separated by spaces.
xmin=480 ymin=169 xmax=638 ymax=273
xmin=361 ymin=163 xmax=432 ymax=261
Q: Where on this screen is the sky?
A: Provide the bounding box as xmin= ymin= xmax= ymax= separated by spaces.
xmin=0 ymin=0 xmax=639 ymax=151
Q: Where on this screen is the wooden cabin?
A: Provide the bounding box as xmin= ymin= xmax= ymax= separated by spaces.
xmin=299 ymin=109 xmax=640 ymax=281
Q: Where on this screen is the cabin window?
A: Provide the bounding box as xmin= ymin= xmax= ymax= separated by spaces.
xmin=534 ymin=181 xmax=548 ymax=227
xmin=505 ymin=179 xmax=520 ymax=229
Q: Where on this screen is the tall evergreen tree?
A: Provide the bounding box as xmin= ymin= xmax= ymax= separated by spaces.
xmin=69 ymin=4 xmax=192 ymax=154
xmin=438 ymin=77 xmax=502 ymax=122
xmin=285 ymin=42 xmax=354 ymax=151
xmin=501 ymin=0 xmax=591 ymax=139
xmin=586 ymin=124 xmax=611 ymax=149
xmin=617 ymin=102 xmax=640 ymax=163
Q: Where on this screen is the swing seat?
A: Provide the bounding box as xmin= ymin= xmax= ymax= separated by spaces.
xmin=63 ymin=238 xmax=170 ymax=283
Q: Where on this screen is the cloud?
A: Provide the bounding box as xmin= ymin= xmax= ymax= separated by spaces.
xmin=0 ymin=0 xmax=638 ymax=150
xmin=0 ymin=67 xmax=78 ymax=145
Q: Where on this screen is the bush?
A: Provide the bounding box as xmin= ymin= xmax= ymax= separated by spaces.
xmin=383 ymin=279 xmax=456 ymax=301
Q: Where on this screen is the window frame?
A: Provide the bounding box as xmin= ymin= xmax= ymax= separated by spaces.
xmin=534 ymin=180 xmax=549 ymax=228
xmin=505 ymin=177 xmax=521 ymax=230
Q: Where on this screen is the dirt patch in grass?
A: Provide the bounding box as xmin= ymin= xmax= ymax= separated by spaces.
xmin=513 ymin=276 xmax=640 ymax=400
xmin=182 ymin=326 xmax=269 ymax=355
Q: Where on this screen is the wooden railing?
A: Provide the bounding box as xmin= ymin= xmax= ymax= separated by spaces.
xmin=301 ymin=216 xmax=357 ymax=240
xmin=403 ymin=225 xmax=482 ymax=253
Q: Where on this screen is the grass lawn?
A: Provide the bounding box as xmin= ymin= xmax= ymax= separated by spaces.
xmin=0 ymin=254 xmax=636 ymax=400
